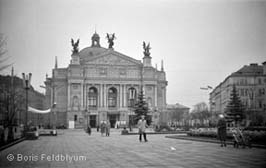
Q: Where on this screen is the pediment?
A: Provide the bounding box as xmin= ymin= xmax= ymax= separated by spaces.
xmin=85 ymin=51 xmax=141 ymax=66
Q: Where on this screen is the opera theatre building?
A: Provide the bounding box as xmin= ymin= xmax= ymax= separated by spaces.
xmin=44 ymin=32 xmax=167 ymax=128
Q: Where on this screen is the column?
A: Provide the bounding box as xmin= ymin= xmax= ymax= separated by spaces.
xmin=119 ymin=84 xmax=123 ymax=107
xmin=97 ymin=84 xmax=100 ymax=108
xmin=155 ymin=85 xmax=157 ymax=107
xmin=85 ymin=84 xmax=87 ymax=108
xmin=100 ymin=84 xmax=103 ymax=107
xmin=104 ymin=84 xmax=106 ymax=108
xmin=163 ymin=87 xmax=166 ymax=108
xmin=123 ymin=84 xmax=127 ymax=107
xmin=80 ymin=83 xmax=84 ymax=108
xmin=67 ymin=83 xmax=71 ymax=108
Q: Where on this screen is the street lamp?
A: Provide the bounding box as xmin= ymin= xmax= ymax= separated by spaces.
xmin=22 ymin=73 xmax=32 ymax=132
xmin=52 ymin=102 xmax=57 ymax=129
xmin=40 ymin=82 xmax=63 ymax=129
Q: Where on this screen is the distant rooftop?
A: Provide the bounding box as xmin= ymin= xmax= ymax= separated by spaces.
xmin=231 ymin=63 xmax=263 ymax=76
xmin=166 ymin=103 xmax=190 ymax=110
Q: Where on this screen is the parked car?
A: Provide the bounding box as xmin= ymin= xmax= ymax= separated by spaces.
xmin=39 ymin=129 xmax=57 ymax=136
xmin=26 ymin=126 xmax=39 ymax=140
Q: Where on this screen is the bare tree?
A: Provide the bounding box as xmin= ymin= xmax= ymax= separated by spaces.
xmin=191 ymin=102 xmax=211 ymax=126
xmin=0 ymin=34 xmax=12 ymax=72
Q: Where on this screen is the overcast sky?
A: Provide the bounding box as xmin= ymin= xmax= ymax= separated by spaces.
xmin=0 ymin=0 xmax=266 ymax=109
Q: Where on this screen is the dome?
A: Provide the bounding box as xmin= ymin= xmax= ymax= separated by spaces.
xmin=91 ymin=32 xmax=100 ymax=39
xmin=91 ymin=32 xmax=101 ymax=47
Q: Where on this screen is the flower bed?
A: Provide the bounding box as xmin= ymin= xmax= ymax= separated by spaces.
xmin=187 ymin=127 xmax=266 ymax=145
xmin=187 ymin=128 xmax=218 ymax=138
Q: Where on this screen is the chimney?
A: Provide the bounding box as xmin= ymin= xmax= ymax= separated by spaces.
xmin=161 ymin=60 xmax=164 ymax=71
xmin=55 ymin=56 xmax=58 ymax=69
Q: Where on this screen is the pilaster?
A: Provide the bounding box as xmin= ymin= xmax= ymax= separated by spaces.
xmin=67 ymin=83 xmax=71 ymax=109
xmin=155 ymin=85 xmax=157 ymax=107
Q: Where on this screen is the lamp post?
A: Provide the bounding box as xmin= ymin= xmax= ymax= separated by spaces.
xmin=200 ymin=85 xmax=213 ymax=127
xmin=40 ymin=82 xmax=63 ymax=129
xmin=22 ymin=73 xmax=32 ymax=132
xmin=52 ymin=102 xmax=57 ymax=129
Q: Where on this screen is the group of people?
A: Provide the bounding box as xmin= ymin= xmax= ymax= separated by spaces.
xmin=86 ymin=115 xmax=149 ymax=142
xmin=86 ymin=114 xmax=244 ymax=148
xmin=100 ymin=121 xmax=111 ymax=136
xmin=87 ymin=121 xmax=111 ymax=136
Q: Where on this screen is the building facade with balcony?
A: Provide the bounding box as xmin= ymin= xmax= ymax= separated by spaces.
xmin=210 ymin=62 xmax=266 ymax=124
xmin=44 ymin=32 xmax=167 ymax=128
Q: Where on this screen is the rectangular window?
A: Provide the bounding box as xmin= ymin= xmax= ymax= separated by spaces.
xmin=72 ymin=84 xmax=79 ymax=90
xmin=108 ymin=98 xmax=116 ymax=107
xmin=88 ymin=97 xmax=97 ymax=107
xmin=74 ymin=115 xmax=77 ymax=121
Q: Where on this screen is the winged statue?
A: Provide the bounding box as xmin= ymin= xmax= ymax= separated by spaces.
xmin=143 ymin=41 xmax=151 ymax=57
xmin=71 ymin=38 xmax=80 ymax=54
xmin=106 ymin=33 xmax=116 ymax=49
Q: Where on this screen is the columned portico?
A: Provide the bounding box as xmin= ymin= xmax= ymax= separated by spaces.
xmin=46 ymin=32 xmax=167 ymax=129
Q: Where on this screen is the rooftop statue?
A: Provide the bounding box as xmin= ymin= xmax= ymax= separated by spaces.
xmin=143 ymin=41 xmax=151 ymax=57
xmin=71 ymin=38 xmax=80 ymax=54
xmin=106 ymin=33 xmax=116 ymax=49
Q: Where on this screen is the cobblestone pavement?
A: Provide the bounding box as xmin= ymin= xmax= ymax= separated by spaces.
xmin=0 ymin=129 xmax=266 ymax=168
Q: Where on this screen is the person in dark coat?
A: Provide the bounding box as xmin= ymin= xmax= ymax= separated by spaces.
xmin=106 ymin=120 xmax=111 ymax=136
xmin=87 ymin=125 xmax=91 ymax=135
xmin=100 ymin=122 xmax=106 ymax=136
xmin=217 ymin=114 xmax=227 ymax=147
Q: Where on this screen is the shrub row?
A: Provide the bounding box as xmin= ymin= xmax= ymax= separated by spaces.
xmin=187 ymin=128 xmax=266 ymax=145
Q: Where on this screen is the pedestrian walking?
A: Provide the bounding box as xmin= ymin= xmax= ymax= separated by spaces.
xmin=100 ymin=121 xmax=106 ymax=136
xmin=106 ymin=120 xmax=111 ymax=136
xmin=87 ymin=125 xmax=91 ymax=135
xmin=217 ymin=114 xmax=227 ymax=147
xmin=138 ymin=115 xmax=148 ymax=142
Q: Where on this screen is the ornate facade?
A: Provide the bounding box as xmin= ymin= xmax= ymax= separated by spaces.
xmin=210 ymin=62 xmax=266 ymax=124
xmin=45 ymin=32 xmax=167 ymax=128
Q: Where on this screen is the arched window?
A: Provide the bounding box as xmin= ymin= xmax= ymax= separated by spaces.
xmin=128 ymin=87 xmax=137 ymax=107
xmin=108 ymin=87 xmax=117 ymax=108
xmin=88 ymin=87 xmax=97 ymax=108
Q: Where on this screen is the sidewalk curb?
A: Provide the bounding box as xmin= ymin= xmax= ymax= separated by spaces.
xmin=122 ymin=131 xmax=187 ymax=135
xmin=0 ymin=138 xmax=25 ymax=151
xmin=165 ymin=135 xmax=266 ymax=149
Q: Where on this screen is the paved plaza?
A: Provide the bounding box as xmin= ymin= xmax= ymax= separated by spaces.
xmin=0 ymin=129 xmax=266 ymax=168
